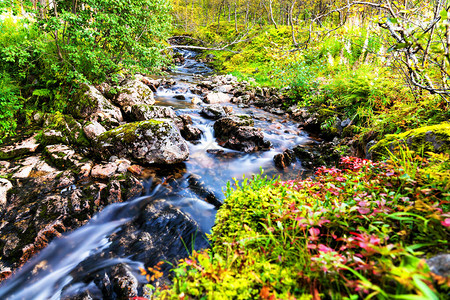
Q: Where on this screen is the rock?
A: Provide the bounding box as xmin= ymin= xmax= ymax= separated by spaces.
xmin=204 ymin=92 xmax=231 ymax=104
xmin=127 ymin=165 xmax=143 ymax=176
xmin=365 ymin=140 xmax=378 ymax=160
xmin=113 ymin=79 xmax=155 ymax=110
xmin=187 ymin=174 xmax=222 ymax=208
xmin=191 ymin=96 xmax=202 ymax=105
xmin=78 ymin=162 xmax=93 ymax=181
xmin=131 ymin=104 xmax=177 ymax=121
xmin=0 ymin=135 xmax=40 ymax=159
xmin=110 ymin=264 xmax=139 ymax=298
xmin=174 ymin=94 xmax=186 ymax=100
xmin=200 ymin=104 xmax=228 ymax=120
xmin=12 ymin=156 xmax=41 ymax=179
xmin=44 ymin=144 xmax=82 ymax=168
xmin=95 ymin=120 xmax=189 ymax=165
xmin=371 ymin=122 xmax=450 ymax=159
xmin=177 ymin=114 xmax=202 ymax=141
xmin=214 ymin=116 xmax=270 ymax=152
xmin=341 ymin=118 xmax=352 ymax=128
xmin=274 ymin=149 xmax=295 ymax=169
xmin=0 ymin=179 xmax=12 ymax=208
xmin=41 ymin=113 xmax=90 ymax=147
xmin=116 ymin=159 xmax=131 ymax=174
xmin=91 ymin=163 xmax=118 ymax=180
xmin=427 ymin=254 xmax=450 ymax=277
xmin=213 ymin=116 xmax=254 ymax=138
xmin=83 ymin=121 xmax=107 ymax=140
xmin=67 ymin=84 xmax=123 ymax=122
xmin=181 ymin=125 xmax=202 ymax=141
xmin=215 ymin=85 xmax=233 ymax=93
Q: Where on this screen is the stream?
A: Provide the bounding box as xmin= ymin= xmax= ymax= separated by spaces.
xmin=0 ymin=49 xmax=311 ymax=299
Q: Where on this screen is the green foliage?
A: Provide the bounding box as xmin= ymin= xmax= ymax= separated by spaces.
xmin=157 ymin=157 xmax=449 ymax=299
xmin=0 ymin=73 xmax=22 ymax=142
xmin=37 ymin=0 xmax=172 ymax=84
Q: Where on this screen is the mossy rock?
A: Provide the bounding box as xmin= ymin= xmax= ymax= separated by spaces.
xmin=66 ymin=84 xmax=123 ymax=122
xmin=38 ymin=112 xmax=90 ymax=147
xmin=95 ymin=119 xmax=189 ymax=165
xmin=370 ymin=122 xmax=450 ymax=158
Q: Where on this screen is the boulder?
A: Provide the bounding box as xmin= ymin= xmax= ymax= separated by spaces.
xmin=273 ymin=149 xmax=295 ymax=169
xmin=95 ymin=120 xmax=189 ymax=164
xmin=200 ymin=104 xmax=228 ymax=120
xmin=40 ymin=112 xmax=93 ymax=147
xmin=0 ymin=135 xmax=40 ymax=160
xmin=177 ymin=114 xmax=202 ymax=141
xmin=370 ymin=122 xmax=450 ymax=159
xmin=215 ymin=85 xmax=233 ymax=93
xmin=213 ymin=116 xmax=254 ymax=137
xmin=83 ymin=121 xmax=107 ymax=140
xmin=67 ymin=84 xmax=123 ymax=122
xmin=113 ymin=79 xmax=155 ymax=110
xmin=214 ymin=116 xmax=270 ymax=153
xmin=131 ymin=104 xmax=177 ymax=121
xmin=204 ymin=92 xmax=231 ymax=104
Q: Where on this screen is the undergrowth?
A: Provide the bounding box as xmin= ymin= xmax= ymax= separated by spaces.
xmin=150 ymin=154 xmax=449 ymax=299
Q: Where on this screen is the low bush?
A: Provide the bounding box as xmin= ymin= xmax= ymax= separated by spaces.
xmin=154 ymin=155 xmax=449 ymax=299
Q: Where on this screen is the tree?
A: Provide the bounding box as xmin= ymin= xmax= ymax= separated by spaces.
xmin=37 ymin=0 xmax=173 ymax=83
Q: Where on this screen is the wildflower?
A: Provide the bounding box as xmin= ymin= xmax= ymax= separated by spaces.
xmin=441 ymin=218 xmax=450 ymax=227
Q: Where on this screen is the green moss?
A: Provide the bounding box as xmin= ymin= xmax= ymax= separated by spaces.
xmin=371 ymin=122 xmax=450 ymax=158
xmin=38 ymin=112 xmax=90 ymax=147
xmin=97 ymin=119 xmax=166 ymax=144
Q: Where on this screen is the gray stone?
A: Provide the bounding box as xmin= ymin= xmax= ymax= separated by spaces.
xmin=113 ymin=79 xmax=155 ymax=109
xmin=427 ymin=254 xmax=450 ymax=277
xmin=204 ymin=92 xmax=231 ymax=104
xmin=0 ymin=135 xmax=40 ymax=160
xmin=68 ymin=84 xmax=123 ymax=122
xmin=200 ymin=104 xmax=228 ymax=120
xmin=83 ymin=121 xmax=107 ymax=140
xmin=131 ymin=104 xmax=177 ymax=121
xmin=95 ymin=120 xmax=189 ymax=164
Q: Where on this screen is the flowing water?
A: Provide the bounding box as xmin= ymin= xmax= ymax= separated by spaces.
xmin=0 ymin=49 xmax=311 ymax=299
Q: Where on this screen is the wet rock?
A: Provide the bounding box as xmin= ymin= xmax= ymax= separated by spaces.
xmin=174 ymin=94 xmax=186 ymax=100
xmin=0 ymin=135 xmax=40 ymax=160
xmin=110 ymin=264 xmax=138 ymax=298
xmin=273 ymin=149 xmax=295 ymax=169
xmin=95 ymin=120 xmax=189 ymax=165
xmin=181 ymin=125 xmax=202 ymax=141
xmin=12 ymin=156 xmax=41 ymax=179
xmin=91 ymin=163 xmax=118 ymax=180
xmin=127 ymin=165 xmax=143 ymax=176
xmin=131 ymin=104 xmax=177 ymax=121
xmin=107 ymin=180 xmax=122 ymax=204
xmin=214 ymin=116 xmax=270 ymax=152
xmin=200 ymin=104 xmax=228 ymax=120
xmin=204 ymin=91 xmax=231 ymax=104
xmin=78 ymin=161 xmax=93 ymax=181
xmin=113 ymin=79 xmax=155 ymax=111
xmin=0 ymin=179 xmax=12 ymax=208
xmin=213 ymin=116 xmax=254 ymax=138
xmin=177 ymin=114 xmax=202 ymax=141
xmin=83 ymin=121 xmax=107 ymax=140
xmin=187 ymin=174 xmax=222 ymax=208
xmin=223 ymin=127 xmax=271 ymax=152
xmin=427 ymin=254 xmax=450 ymax=277
xmin=365 ymin=140 xmax=378 ymax=160
xmin=67 ymin=84 xmax=123 ymax=122
xmin=0 ymin=161 xmax=10 ymax=176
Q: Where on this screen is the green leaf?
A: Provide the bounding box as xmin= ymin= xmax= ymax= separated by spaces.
xmin=440 ymin=9 xmax=448 ymax=20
